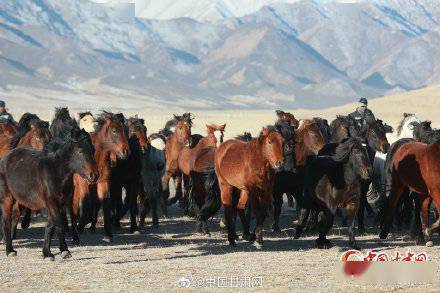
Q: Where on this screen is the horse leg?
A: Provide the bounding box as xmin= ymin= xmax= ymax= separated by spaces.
xmin=315 ymin=209 xmax=334 ymax=249
xmin=346 ymin=199 xmax=360 ymax=249
xmin=424 ymin=192 xmax=440 ymax=241
xmin=11 ymin=202 xmax=23 ymax=240
xmin=287 ymin=193 xmax=295 ymax=208
xmin=379 ymin=173 xmax=405 ymax=239
xmin=54 ymin=210 xmax=71 ymax=259
xmin=410 ymin=194 xmax=425 ymax=245
xmin=357 ymin=181 xmax=369 ymax=234
xmin=1 ymin=195 xmax=16 ymax=256
xmin=251 ymin=190 xmax=270 ymax=249
xmin=181 ymin=174 xmax=190 ymax=215
xmin=20 ymin=207 xmax=31 ymax=229
xmin=150 ymin=190 xmax=159 ymax=228
xmin=238 ymin=191 xmax=251 ymax=241
xmin=98 ymin=181 xmax=113 ymax=242
xmin=110 ymin=185 xmax=122 ymax=228
xmin=272 ymin=189 xmax=283 ymax=232
xmin=161 ymin=172 xmax=171 ymax=215
xmin=294 ymin=208 xmax=310 ymax=239
xmin=126 ymin=184 xmax=139 ymax=233
xmin=138 ymin=191 xmax=148 ymax=228
xmin=219 ymin=181 xmax=237 ymax=246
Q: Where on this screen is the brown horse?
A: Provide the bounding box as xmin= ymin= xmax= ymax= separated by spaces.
xmin=161 ymin=114 xmax=193 ymax=213
xmin=0 ymin=113 xmax=50 ymax=157
xmin=73 ymin=112 xmax=129 ymax=243
xmin=178 ymin=123 xmax=225 ymax=212
xmin=215 ymin=126 xmax=285 ymax=248
xmin=380 ymin=141 xmax=440 ymax=246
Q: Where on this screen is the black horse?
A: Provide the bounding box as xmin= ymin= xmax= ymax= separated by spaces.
xmin=327 ymin=115 xmax=389 ymax=234
xmin=297 ymin=138 xmax=372 ymax=249
xmin=0 ymin=126 xmax=97 ymax=259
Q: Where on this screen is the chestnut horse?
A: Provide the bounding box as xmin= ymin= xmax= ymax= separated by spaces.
xmin=380 ymin=141 xmax=440 ymax=246
xmin=177 ymin=123 xmax=225 ymax=213
xmin=0 ymin=127 xmax=97 ymax=259
xmin=215 ymin=127 xmax=285 ymax=248
xmin=272 ymin=119 xmax=326 ymax=232
xmin=74 ymin=112 xmax=129 ymax=243
xmin=161 ymin=114 xmax=193 ymax=214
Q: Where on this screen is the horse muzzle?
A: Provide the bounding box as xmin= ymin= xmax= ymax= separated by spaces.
xmin=274 ymin=160 xmax=284 ymax=172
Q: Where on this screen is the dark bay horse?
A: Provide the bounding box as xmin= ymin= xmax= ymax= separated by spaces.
xmin=110 ymin=116 xmax=149 ymax=233
xmin=272 ymin=119 xmax=326 ymax=232
xmin=276 ymin=110 xmax=299 ymax=129
xmin=297 ymin=138 xmax=372 ymax=249
xmin=412 ymin=121 xmax=440 ymax=144
xmin=380 ymin=141 xmax=440 ymax=246
xmin=161 ymin=114 xmax=193 ymax=213
xmin=0 ymin=127 xmax=97 ymax=259
xmin=178 ymin=123 xmax=225 ymax=213
xmin=74 ymin=112 xmax=129 ymax=243
xmin=215 ymin=127 xmax=285 ymax=248
xmin=328 ymin=115 xmax=390 ymax=233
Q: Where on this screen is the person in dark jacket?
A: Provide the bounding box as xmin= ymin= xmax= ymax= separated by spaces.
xmin=348 ymin=97 xmax=375 ymax=131
xmin=0 ymin=100 xmax=16 ymax=125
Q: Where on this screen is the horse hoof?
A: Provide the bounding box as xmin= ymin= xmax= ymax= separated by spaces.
xmin=44 ymin=255 xmax=55 ymax=261
xmin=102 ymin=236 xmax=113 ymax=243
xmin=402 ymin=235 xmax=412 ymax=241
xmin=253 ymin=242 xmax=263 ymax=250
xmin=379 ymin=231 xmax=388 ymax=240
xmin=7 ymin=251 xmax=17 ymax=257
xmin=316 ymin=238 xmax=333 ymax=249
xmin=291 ymin=220 xmax=299 ymax=227
xmin=219 ymin=219 xmax=226 ymax=229
xmin=132 ymin=230 xmax=141 ymax=235
xmin=61 ymin=251 xmax=72 ymax=259
xmin=425 ymin=241 xmax=434 ymax=247
xmin=272 ymin=224 xmax=281 ymax=233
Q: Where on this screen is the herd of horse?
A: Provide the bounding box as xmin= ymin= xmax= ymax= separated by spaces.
xmin=0 ymin=107 xmax=438 ymax=260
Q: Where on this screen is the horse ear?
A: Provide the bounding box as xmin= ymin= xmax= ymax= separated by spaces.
xmin=219 ymin=123 xmax=226 ymax=131
xmin=404 ymin=113 xmax=410 ymax=118
xmin=140 ymin=119 xmax=145 ymax=125
xmin=173 ymin=114 xmax=179 ymax=121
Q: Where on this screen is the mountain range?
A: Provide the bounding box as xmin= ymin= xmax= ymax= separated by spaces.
xmin=1 ymin=0 xmax=440 ymax=110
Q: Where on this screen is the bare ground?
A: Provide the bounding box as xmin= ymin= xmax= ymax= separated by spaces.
xmin=0 ymin=203 xmax=439 ymax=292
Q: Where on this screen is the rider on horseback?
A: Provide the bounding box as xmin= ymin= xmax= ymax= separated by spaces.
xmin=348 ymin=97 xmax=375 ymax=133
xmin=0 ymin=100 xmax=16 ymax=125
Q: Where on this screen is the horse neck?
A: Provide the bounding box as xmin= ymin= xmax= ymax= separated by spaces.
xmin=197 ymin=135 xmax=216 ymax=149
xmin=48 ymin=142 xmax=75 ymax=182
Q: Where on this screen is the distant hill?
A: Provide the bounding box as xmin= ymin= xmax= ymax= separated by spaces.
xmin=1 ymin=0 xmax=440 ymax=109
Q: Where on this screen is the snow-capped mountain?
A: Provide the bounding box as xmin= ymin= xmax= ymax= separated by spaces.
xmin=1 ymin=0 xmax=440 ymax=110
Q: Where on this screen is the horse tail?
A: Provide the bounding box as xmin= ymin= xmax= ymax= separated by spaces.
xmin=376 ymin=138 xmax=414 ymax=226
xmin=198 ymin=168 xmax=221 ymax=221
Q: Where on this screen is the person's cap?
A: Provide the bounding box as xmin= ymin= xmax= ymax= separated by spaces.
xmin=0 ymin=100 xmax=5 ymax=107
xmin=358 ymin=97 xmax=368 ymax=106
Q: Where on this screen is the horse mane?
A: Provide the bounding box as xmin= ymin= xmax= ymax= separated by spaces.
xmin=235 ymin=132 xmax=253 ymax=142
xmin=95 ymin=111 xmax=124 ymax=132
xmin=54 ymin=107 xmax=71 ymax=122
xmin=9 ymin=113 xmax=41 ymax=149
xmin=396 ymin=113 xmax=415 ymax=136
xmin=78 ymin=111 xmax=93 ymax=120
xmin=331 ymin=137 xmax=361 ymax=162
xmin=413 ymin=121 xmax=440 ymax=143
xmin=275 ymin=120 xmax=295 ymax=142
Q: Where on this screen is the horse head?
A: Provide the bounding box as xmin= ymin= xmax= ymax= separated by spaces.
xmin=127 ymin=117 xmax=148 ymax=153
xmin=173 ymin=113 xmax=192 ymax=147
xmin=95 ymin=111 xmax=130 ymax=162
xmin=259 ymin=126 xmax=285 ymax=172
